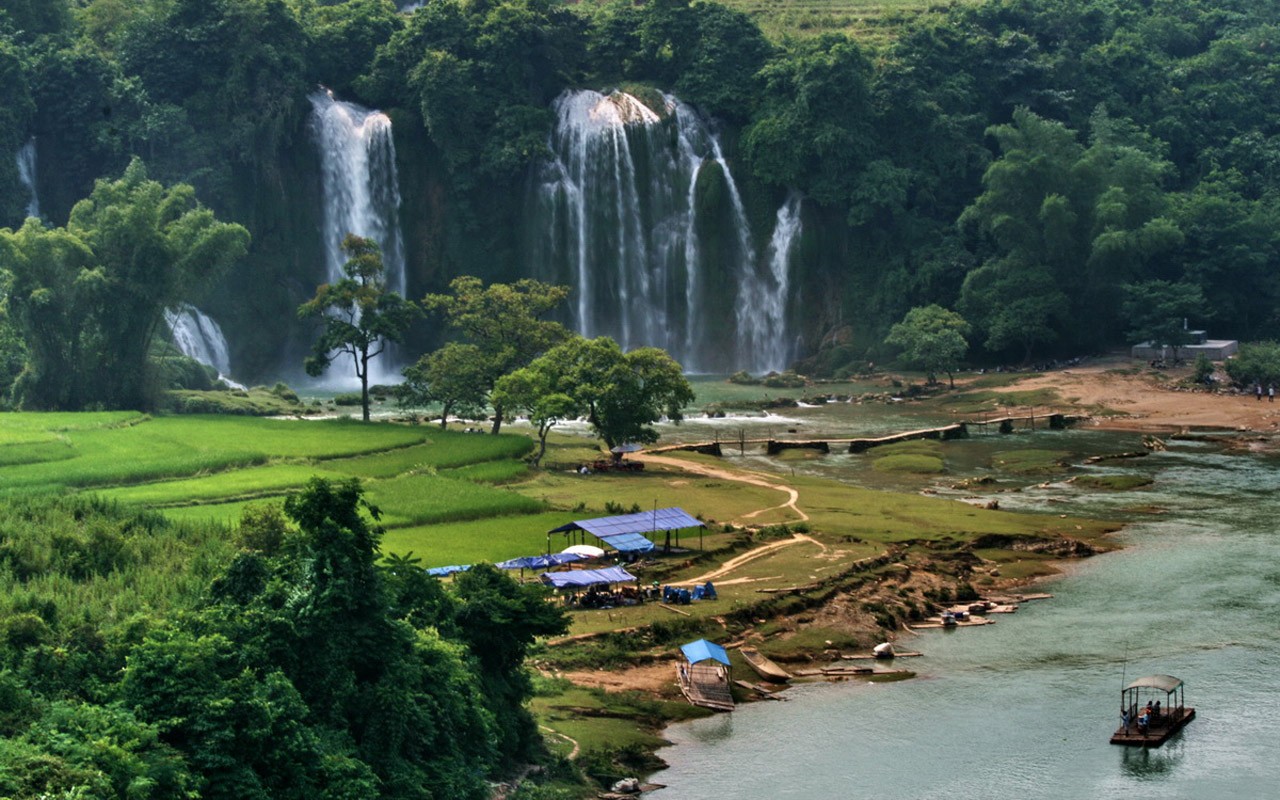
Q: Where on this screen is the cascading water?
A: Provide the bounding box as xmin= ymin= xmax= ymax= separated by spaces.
xmin=738 ymin=192 xmax=803 ymax=372
xmin=16 ymin=138 xmax=39 ymax=219
xmin=309 ymin=88 xmax=407 ymax=384
xmin=310 ymin=88 xmax=406 ymax=295
xmin=165 ymin=304 xmax=243 ymax=388
xmin=530 ymin=90 xmax=799 ymax=373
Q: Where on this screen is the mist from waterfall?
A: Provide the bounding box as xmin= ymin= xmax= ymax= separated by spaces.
xmin=309 ymin=88 xmax=407 ymax=385
xmin=16 ymin=138 xmax=39 ymax=219
xmin=165 ymin=304 xmax=243 ymax=388
xmin=530 ymin=90 xmax=799 ymax=374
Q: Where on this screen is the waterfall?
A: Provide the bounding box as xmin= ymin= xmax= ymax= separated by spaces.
xmin=738 ymin=192 xmax=803 ymax=373
xmin=309 ymin=88 xmax=406 ymax=295
xmin=530 ymin=89 xmax=799 ymax=373
xmin=309 ymin=88 xmax=407 ymax=385
xmin=16 ymin=138 xmax=39 ymax=220
xmin=165 ymin=304 xmax=243 ymax=388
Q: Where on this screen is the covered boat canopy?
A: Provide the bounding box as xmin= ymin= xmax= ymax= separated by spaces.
xmin=540 ymin=566 xmax=637 ymax=589
xmin=1125 ymin=675 xmax=1183 ymax=693
xmin=681 ymin=638 xmax=730 ymax=667
xmin=548 ymin=507 xmax=704 ymax=554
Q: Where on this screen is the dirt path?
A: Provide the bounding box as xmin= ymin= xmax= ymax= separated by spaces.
xmin=635 ymin=452 xmax=827 ymax=585
xmin=538 ymin=726 xmax=580 ymax=760
xmin=636 ymin=453 xmax=809 ymax=522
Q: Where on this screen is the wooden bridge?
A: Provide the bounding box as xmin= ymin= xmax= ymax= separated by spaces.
xmin=647 ymin=413 xmax=1083 ymax=458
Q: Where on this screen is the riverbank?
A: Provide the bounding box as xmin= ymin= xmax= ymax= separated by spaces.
xmin=974 ymin=354 xmax=1280 ymax=434
xmin=527 ymin=356 xmax=1275 ymax=795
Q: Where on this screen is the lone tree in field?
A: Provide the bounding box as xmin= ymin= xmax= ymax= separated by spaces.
xmin=885 ymin=304 xmax=971 ymax=388
xmin=299 ymin=235 xmax=419 ymax=421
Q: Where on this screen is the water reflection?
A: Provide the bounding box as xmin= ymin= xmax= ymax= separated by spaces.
xmin=684 ymin=713 xmax=734 ymax=745
xmin=1120 ymin=740 xmax=1184 ymax=779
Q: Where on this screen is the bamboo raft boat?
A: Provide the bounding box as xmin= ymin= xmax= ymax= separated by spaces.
xmin=1111 ymin=674 xmax=1195 ymax=747
xmin=740 ymin=646 xmax=792 ymax=683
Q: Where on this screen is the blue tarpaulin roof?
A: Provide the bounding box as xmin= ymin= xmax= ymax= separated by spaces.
xmin=680 ymin=639 xmax=730 ymax=666
xmin=426 ymin=565 xmax=471 ymax=577
xmin=548 ymin=507 xmax=704 ymax=553
xmin=540 ymin=566 xmax=637 ymax=589
xmin=496 ymin=553 xmax=585 ymax=570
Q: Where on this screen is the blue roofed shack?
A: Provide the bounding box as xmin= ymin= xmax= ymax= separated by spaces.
xmin=547 ymin=507 xmax=706 ymax=555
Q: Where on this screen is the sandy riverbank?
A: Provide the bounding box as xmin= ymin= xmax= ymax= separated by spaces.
xmin=984 ymin=355 xmax=1280 ymax=433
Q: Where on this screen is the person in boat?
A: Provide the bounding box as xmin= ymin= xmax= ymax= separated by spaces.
xmin=1137 ymin=712 xmax=1149 ymax=736
xmin=1153 ymin=700 xmax=1161 ymax=718
xmin=1121 ymin=708 xmax=1130 ymax=732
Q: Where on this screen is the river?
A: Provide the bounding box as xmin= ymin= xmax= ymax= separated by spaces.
xmin=649 ymin=434 xmax=1280 ymax=799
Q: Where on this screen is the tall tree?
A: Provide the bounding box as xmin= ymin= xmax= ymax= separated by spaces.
xmin=491 ymin=364 xmax=579 ymax=467
xmin=515 ymin=336 xmax=694 ymax=451
xmin=299 ymin=234 xmax=420 ymax=422
xmin=397 ymin=341 xmax=489 ymax=429
xmin=421 ymin=276 xmax=569 ymax=434
xmin=1 ymin=159 xmax=248 ymax=410
xmin=885 ymin=305 xmax=970 ymax=388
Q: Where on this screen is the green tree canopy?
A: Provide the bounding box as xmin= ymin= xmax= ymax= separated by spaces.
xmin=959 ymin=107 xmax=1182 ymax=358
xmin=516 ymin=336 xmax=694 ymax=450
xmin=1122 ymin=279 xmax=1208 ymax=361
xmin=885 ymin=304 xmax=970 ymax=388
xmin=491 ymin=362 xmax=579 ymax=467
xmin=422 ymin=275 xmax=569 ymax=433
xmin=298 ymin=234 xmax=420 ymax=421
xmin=1 ymin=158 xmax=249 ymax=410
xmin=397 ymin=341 xmax=490 ymax=429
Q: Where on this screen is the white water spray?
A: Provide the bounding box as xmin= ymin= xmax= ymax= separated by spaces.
xmin=309 ymin=88 xmax=408 ymax=385
xmin=165 ymin=304 xmax=244 ymax=388
xmin=16 ymin=138 xmax=39 ymax=220
xmin=738 ymin=192 xmax=803 ymax=372
xmin=309 ymin=88 xmax=406 ymax=295
xmin=531 ymin=90 xmax=799 ymax=373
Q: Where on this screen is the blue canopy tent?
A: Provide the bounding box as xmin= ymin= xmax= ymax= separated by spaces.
xmin=539 ymin=566 xmax=637 ymax=589
xmin=425 ymin=564 xmax=471 ymax=577
xmin=547 ymin=507 xmax=706 ymax=556
xmin=496 ymin=552 xmax=585 ymax=580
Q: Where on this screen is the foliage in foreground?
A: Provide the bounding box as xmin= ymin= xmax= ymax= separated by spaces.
xmin=0 ymin=478 xmax=569 ymax=798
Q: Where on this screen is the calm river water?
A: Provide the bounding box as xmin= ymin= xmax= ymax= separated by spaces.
xmin=650 ymin=434 xmax=1280 ymax=799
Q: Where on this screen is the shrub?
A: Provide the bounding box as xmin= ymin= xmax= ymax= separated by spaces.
xmin=333 ymin=393 xmax=363 ymax=406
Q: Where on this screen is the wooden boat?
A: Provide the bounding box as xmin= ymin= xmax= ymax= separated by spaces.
xmin=1110 ymin=674 xmax=1195 ymax=747
xmin=740 ymin=646 xmax=791 ymax=683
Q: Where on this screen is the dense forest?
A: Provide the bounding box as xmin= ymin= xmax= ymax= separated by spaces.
xmin=0 ymin=480 xmax=568 ymax=798
xmin=3 ymin=0 xmax=1280 ymax=391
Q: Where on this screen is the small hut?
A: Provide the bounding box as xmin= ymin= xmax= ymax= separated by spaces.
xmin=677 ymin=639 xmax=734 ymax=711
